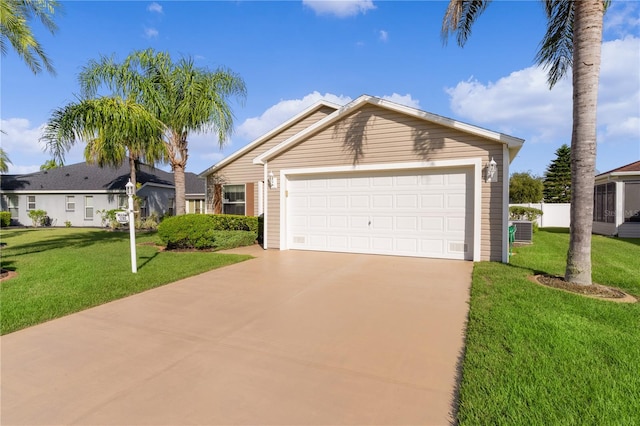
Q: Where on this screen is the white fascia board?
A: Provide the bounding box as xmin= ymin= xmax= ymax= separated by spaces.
xmin=254 ymin=95 xmax=525 ymax=165
xmin=594 ymin=171 xmax=640 ymax=184
xmin=199 ymin=100 xmax=341 ymax=177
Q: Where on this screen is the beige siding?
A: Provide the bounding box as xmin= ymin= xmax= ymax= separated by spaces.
xmin=205 ymin=106 xmax=335 ymax=215
xmin=266 ymin=104 xmax=505 ymax=261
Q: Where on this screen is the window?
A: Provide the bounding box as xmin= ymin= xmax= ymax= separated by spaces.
xmin=167 ymin=198 xmax=175 ymax=216
xmin=27 ymin=195 xmax=36 ymax=211
xmin=118 ymin=195 xmax=127 ymax=210
xmin=188 ymin=199 xmax=204 ymax=214
xmin=222 ymin=185 xmax=245 ymax=215
xmin=84 ymin=196 xmax=94 ymax=220
xmin=624 ymin=182 xmax=640 ymax=222
xmin=5 ymin=195 xmax=18 ymax=218
xmin=66 ymin=196 xmax=75 ymax=211
xmin=593 ymin=183 xmax=615 ymax=223
xmin=139 ymin=197 xmax=148 ymax=218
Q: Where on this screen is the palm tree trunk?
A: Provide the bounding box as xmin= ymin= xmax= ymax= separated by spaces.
xmin=128 ymin=154 xmax=137 ymax=188
xmin=174 ymin=164 xmax=186 ymax=216
xmin=565 ymin=0 xmax=604 ymax=285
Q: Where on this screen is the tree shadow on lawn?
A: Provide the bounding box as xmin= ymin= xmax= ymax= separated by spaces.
xmin=1 ymin=230 xmax=129 ymax=258
xmin=137 ymin=251 xmax=160 ymax=271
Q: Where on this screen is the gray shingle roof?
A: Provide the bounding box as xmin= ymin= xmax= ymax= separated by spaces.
xmin=1 ymin=162 xmax=204 ymax=195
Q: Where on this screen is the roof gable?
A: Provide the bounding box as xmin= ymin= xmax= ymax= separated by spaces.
xmin=254 ymin=95 xmax=524 ymax=165
xmin=199 ymin=99 xmax=340 ymax=177
xmin=596 ymin=160 xmax=640 ymax=177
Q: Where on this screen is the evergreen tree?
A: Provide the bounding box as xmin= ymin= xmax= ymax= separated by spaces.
xmin=510 ymin=172 xmax=543 ymax=203
xmin=543 ymin=144 xmax=572 ymax=203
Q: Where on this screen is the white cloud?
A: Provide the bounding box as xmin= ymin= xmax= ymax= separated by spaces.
xmin=237 ymin=92 xmax=352 ymax=141
xmin=381 ymin=93 xmax=420 ymax=109
xmin=444 ymin=37 xmax=639 ymax=147
xmin=303 ymin=0 xmax=376 ymax=18
xmin=604 ymin=2 xmax=640 ymax=36
xmin=144 ymin=27 xmax=159 ymax=39
xmin=1 ymin=118 xmax=47 ymax=155
xmin=379 ymin=30 xmax=388 ymax=42
xmin=1 ymin=118 xmax=86 ymax=174
xmin=147 ymin=2 xmax=163 ymax=14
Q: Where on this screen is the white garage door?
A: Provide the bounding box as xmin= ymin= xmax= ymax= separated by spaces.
xmin=286 ymin=168 xmax=473 ymax=260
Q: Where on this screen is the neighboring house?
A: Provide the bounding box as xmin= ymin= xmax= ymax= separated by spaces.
xmin=200 ymin=95 xmax=524 ymax=262
xmin=0 ymin=162 xmax=205 ymax=227
xmin=593 ymin=160 xmax=640 ymax=238
xmin=185 ymin=171 xmax=206 ymax=214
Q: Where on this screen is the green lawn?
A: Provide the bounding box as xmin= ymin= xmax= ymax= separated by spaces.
xmin=458 ymin=229 xmax=640 ymax=425
xmin=0 ymin=228 xmax=252 ymax=335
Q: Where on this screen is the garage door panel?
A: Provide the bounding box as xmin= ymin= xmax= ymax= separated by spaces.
xmin=421 ymin=216 xmax=444 ymax=231
xmin=372 ymin=195 xmax=393 ymax=208
xmin=287 ymin=168 xmax=473 ymax=260
xmin=397 ymin=194 xmax=418 ymax=208
xmin=421 ymin=194 xmax=444 ymax=209
xmin=350 ymin=195 xmax=369 ymax=208
xmin=447 ymin=193 xmax=466 ymax=208
xmin=329 ymin=215 xmax=349 ymax=228
xmin=372 ymin=216 xmax=393 ymax=230
xmin=329 ymin=196 xmax=348 ymax=208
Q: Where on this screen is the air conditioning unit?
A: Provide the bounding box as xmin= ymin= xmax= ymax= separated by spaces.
xmin=511 ymin=220 xmax=533 ymax=243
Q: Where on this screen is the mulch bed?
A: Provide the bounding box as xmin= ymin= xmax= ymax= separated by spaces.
xmin=531 ymin=274 xmax=637 ymax=303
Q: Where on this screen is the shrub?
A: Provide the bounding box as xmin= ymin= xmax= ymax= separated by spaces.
xmin=97 ymin=209 xmax=122 ymax=230
xmin=136 ymin=213 xmax=160 ymax=231
xmin=0 ymin=211 xmax=10 ymax=227
xmin=27 ymin=209 xmax=47 ymax=227
xmin=64 ymin=220 xmax=72 ymax=228
xmin=157 ymin=214 xmax=258 ymax=250
xmin=509 ymin=206 xmax=543 ymax=221
xmin=509 ymin=206 xmax=543 ymax=233
xmin=209 ymin=214 xmax=259 ymax=234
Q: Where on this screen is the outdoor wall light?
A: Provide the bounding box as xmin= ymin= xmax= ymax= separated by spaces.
xmin=268 ymin=171 xmax=278 ymax=189
xmin=486 ymin=157 xmax=498 ymax=183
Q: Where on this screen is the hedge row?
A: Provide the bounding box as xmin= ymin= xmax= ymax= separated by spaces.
xmin=157 ymin=214 xmax=258 ymax=250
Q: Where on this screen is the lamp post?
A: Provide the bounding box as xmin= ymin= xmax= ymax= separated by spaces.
xmin=125 ymin=179 xmax=137 ymax=273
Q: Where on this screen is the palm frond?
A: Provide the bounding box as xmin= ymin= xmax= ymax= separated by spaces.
xmin=535 ymin=0 xmax=574 ymax=88
xmin=441 ymin=0 xmax=491 ymax=47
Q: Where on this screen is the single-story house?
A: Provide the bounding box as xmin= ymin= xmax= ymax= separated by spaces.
xmin=200 ymin=95 xmax=524 ymax=262
xmin=1 ymin=162 xmax=205 ymax=227
xmin=593 ymin=160 xmax=640 ymax=238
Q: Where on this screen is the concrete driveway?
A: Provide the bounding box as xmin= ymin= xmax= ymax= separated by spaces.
xmin=1 ymin=246 xmax=472 ymax=425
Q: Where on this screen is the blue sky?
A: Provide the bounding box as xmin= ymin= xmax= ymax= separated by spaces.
xmin=2 ymin=1 xmax=639 ymax=177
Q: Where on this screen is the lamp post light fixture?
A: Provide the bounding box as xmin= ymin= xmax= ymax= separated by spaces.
xmin=125 ymin=179 xmax=137 ymax=273
xmin=486 ymin=157 xmax=498 ymax=183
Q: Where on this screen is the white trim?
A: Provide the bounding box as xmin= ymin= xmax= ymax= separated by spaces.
xmin=277 ymin=158 xmax=482 ymax=261
xmin=616 ymin=181 xmax=625 ymax=227
xmin=258 ymin=181 xmax=264 ymax=216
xmin=199 ymin=100 xmax=341 ymax=177
xmin=254 ymin=95 xmax=524 ymax=165
xmin=502 ymin=145 xmax=510 ymax=263
xmin=263 ymin=164 xmax=269 ymax=249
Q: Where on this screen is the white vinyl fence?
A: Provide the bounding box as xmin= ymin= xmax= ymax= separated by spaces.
xmin=509 ymin=203 xmax=571 ymax=228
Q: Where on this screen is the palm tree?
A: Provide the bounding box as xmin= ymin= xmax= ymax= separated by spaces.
xmin=41 ymin=97 xmax=167 ymax=187
xmin=0 ymin=0 xmax=60 ymax=74
xmin=0 ymin=147 xmax=11 ymax=173
xmin=442 ymin=0 xmax=606 ymax=285
xmin=79 ymin=49 xmax=247 ymax=215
